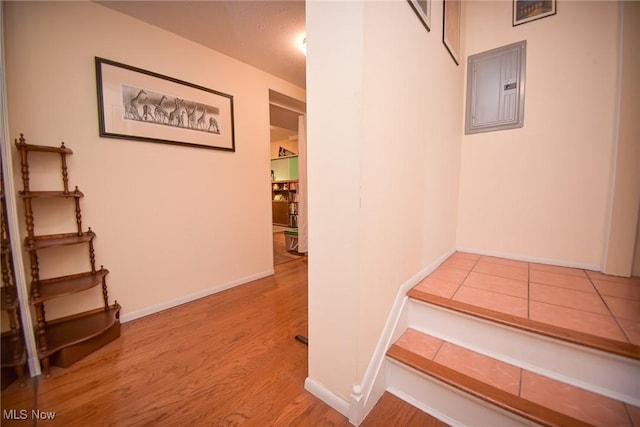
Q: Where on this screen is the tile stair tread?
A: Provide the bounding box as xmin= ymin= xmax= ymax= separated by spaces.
xmin=387 ymin=332 xmax=638 ymax=427
xmin=407 ymin=287 xmax=640 ymax=360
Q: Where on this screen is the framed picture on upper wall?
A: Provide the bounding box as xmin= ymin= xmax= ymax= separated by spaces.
xmin=513 ymin=0 xmax=556 ymax=26
xmin=443 ymin=0 xmax=461 ymax=65
xmin=408 ymin=0 xmax=431 ymax=31
xmin=95 ymin=57 xmax=235 ymax=151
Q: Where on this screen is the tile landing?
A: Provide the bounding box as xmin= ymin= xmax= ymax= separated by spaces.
xmin=389 ymin=252 xmax=640 ymax=426
xmin=411 ymin=252 xmax=640 ymax=357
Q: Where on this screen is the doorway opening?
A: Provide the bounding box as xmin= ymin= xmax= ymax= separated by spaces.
xmin=268 ymin=90 xmax=306 ymax=265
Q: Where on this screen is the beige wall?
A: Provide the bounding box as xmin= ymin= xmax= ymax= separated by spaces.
xmin=603 ymin=1 xmax=640 ymax=276
xmin=4 ymin=1 xmax=304 ymax=321
xmin=307 ymin=0 xmax=363 ymax=400
xmin=457 ymin=1 xmax=620 ymax=268
xmin=307 ymin=0 xmax=463 ymax=399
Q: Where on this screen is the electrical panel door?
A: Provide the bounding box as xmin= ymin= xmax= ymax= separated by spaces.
xmin=465 ymin=41 xmax=526 ymax=134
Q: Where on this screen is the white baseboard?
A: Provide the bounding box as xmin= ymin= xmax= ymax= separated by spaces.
xmin=455 ymin=247 xmax=601 ymax=271
xmin=304 ymin=377 xmax=350 ymax=417
xmin=119 ymin=269 xmax=275 ymax=323
xmin=349 ymin=247 xmax=456 ymax=425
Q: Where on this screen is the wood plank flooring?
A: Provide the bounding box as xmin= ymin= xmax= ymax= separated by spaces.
xmin=1 ymin=258 xmax=440 ymax=426
xmin=273 ymin=231 xmax=303 ymax=265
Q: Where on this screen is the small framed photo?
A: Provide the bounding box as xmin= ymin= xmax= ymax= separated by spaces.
xmin=408 ymin=0 xmax=431 ymax=32
xmin=513 ymin=0 xmax=557 ymax=26
xmin=95 ymin=57 xmax=235 ymax=151
xmin=443 ymin=0 xmax=461 ymax=65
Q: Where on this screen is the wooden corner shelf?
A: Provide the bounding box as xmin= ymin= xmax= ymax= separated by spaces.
xmin=14 ymin=133 xmax=121 ymax=376
xmin=26 ymin=231 xmax=96 ymax=251
xmin=1 ymin=333 xmax=27 ymax=368
xmin=14 ymin=138 xmax=73 ymax=155
xmin=1 ymin=286 xmax=19 ymax=310
xmin=41 ymin=303 xmax=121 ymax=361
xmin=19 ymin=189 xmax=84 ymax=199
xmin=32 ymin=269 xmax=109 ymax=304
xmin=1 ymin=151 xmax=26 ymax=389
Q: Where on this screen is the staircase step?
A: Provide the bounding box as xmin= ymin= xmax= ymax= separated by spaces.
xmin=408 ymin=288 xmax=640 ymax=360
xmin=387 ymin=328 xmax=640 ymax=426
xmin=378 ymin=253 xmax=639 ymax=426
xmin=404 ymin=295 xmax=639 ymax=408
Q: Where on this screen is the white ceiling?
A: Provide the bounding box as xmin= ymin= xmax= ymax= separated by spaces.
xmin=97 ymin=0 xmax=307 ymax=88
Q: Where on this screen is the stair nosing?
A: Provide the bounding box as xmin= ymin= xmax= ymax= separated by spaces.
xmin=387 ymin=343 xmax=594 ymax=427
xmin=408 ymin=288 xmax=640 ymax=360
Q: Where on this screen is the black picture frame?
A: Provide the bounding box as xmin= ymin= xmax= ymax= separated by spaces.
xmin=408 ymin=0 xmax=431 ymax=32
xmin=95 ymin=57 xmax=235 ymax=152
xmin=443 ymin=0 xmax=461 ymax=65
xmin=513 ymin=0 xmax=557 ymax=26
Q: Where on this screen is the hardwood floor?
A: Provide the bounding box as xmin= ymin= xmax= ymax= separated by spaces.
xmin=273 ymin=230 xmax=303 ymax=266
xmin=360 ymin=393 xmax=449 ymax=427
xmin=1 ymin=258 xmax=439 ymax=426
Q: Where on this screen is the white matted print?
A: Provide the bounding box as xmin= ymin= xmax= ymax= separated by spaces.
xmin=96 ymin=57 xmax=235 ymax=151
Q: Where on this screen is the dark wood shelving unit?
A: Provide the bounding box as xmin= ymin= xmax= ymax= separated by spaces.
xmin=272 ymin=180 xmax=298 ymax=228
xmin=31 ymin=269 xmax=110 ymax=304
xmin=41 ymin=305 xmax=120 ymax=367
xmin=1 ymin=285 xmax=18 ymax=309
xmin=26 ymin=231 xmax=96 ymax=251
xmin=19 ymin=189 xmax=84 ymax=198
xmin=1 ymin=334 xmax=27 ymax=389
xmin=15 ymin=134 xmax=120 ymax=376
xmin=1 ymin=164 xmax=27 ymax=390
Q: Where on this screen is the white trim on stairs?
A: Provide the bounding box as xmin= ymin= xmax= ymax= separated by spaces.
xmin=306 ymin=246 xmax=637 ymax=424
xmin=347 ymin=248 xmax=456 ymax=425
